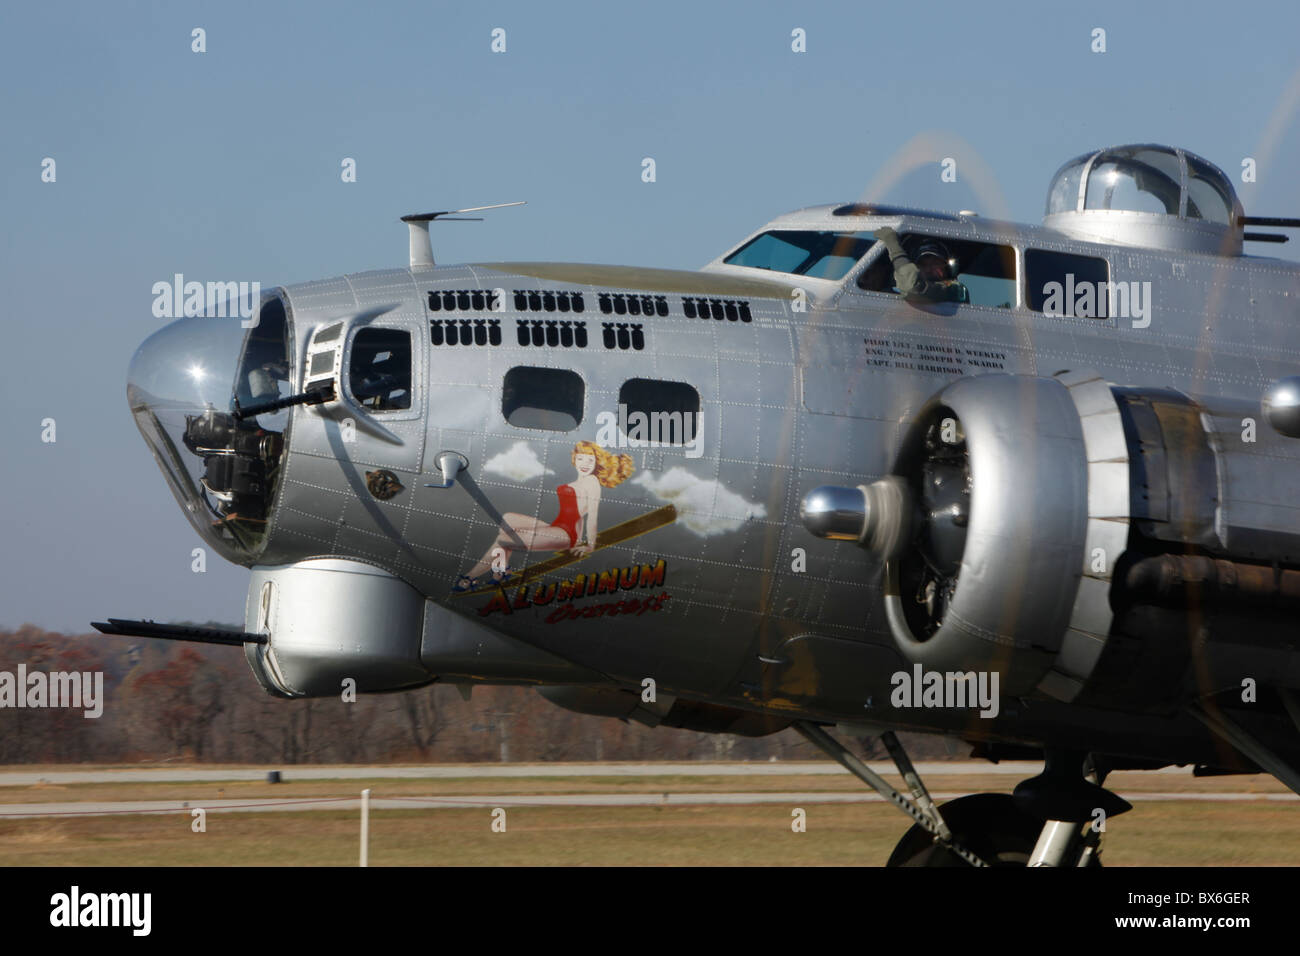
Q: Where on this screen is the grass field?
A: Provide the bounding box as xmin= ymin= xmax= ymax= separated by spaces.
xmin=0 ymin=768 xmax=1296 ymax=866
xmin=2 ymin=767 xmax=1294 ymax=801
xmin=4 ymin=803 xmax=1300 ymax=866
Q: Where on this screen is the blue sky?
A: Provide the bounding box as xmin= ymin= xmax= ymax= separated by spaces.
xmin=3 ymin=0 xmax=1299 ymax=631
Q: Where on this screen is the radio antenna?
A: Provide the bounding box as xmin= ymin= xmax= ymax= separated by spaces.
xmin=401 ymin=202 xmax=526 ymax=269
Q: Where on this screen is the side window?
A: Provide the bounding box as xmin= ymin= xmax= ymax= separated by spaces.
xmin=857 ymin=234 xmax=1016 ymax=308
xmin=957 ymin=243 xmax=1016 ymax=309
xmin=618 ymin=378 xmax=700 ymax=444
xmin=502 ymin=366 xmax=584 ymax=431
xmin=349 ymin=328 xmax=411 ymax=410
xmin=1025 ymin=250 xmax=1110 ymax=318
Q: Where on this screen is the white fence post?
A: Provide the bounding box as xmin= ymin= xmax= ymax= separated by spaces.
xmin=360 ymin=788 xmax=371 ymax=867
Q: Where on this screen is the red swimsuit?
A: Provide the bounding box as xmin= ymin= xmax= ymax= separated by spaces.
xmin=549 ymin=484 xmax=581 ymax=547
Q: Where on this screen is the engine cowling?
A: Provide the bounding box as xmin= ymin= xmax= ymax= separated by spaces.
xmin=847 ymin=370 xmax=1300 ymax=708
xmin=881 ymin=372 xmax=1108 ymax=700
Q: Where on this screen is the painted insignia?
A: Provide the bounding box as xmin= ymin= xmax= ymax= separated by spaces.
xmin=365 ymin=469 xmax=404 ymax=500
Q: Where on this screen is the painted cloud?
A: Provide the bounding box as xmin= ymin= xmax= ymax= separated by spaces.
xmin=632 ymin=467 xmax=767 ymax=537
xmin=482 ymin=441 xmax=555 ymax=483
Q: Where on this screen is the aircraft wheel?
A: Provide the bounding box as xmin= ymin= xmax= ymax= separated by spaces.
xmin=886 ymin=793 xmax=1075 ymax=867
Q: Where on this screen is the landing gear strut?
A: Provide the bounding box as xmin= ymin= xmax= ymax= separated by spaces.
xmin=794 ymin=722 xmax=1131 ymax=867
xmin=1014 ymin=748 xmax=1131 ymax=866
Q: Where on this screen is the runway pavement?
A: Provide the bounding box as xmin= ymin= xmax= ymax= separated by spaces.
xmin=0 ymin=760 xmax=1126 ymax=786
xmin=0 ymin=762 xmax=1280 ymax=820
xmin=0 ymin=789 xmax=1293 ymax=819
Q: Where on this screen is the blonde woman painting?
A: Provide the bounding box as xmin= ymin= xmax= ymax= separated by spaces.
xmin=454 ymin=440 xmax=634 ymax=591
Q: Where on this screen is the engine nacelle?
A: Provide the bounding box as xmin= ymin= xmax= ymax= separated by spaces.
xmin=244 ymin=558 xmax=431 ymax=697
xmin=856 ymin=371 xmax=1300 ymax=708
xmin=880 ymin=373 xmax=1109 ymax=700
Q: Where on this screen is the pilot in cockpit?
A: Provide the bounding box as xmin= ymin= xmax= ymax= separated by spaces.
xmin=874 ymin=227 xmax=970 ymax=304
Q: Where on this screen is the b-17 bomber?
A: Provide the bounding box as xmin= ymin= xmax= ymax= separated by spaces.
xmin=98 ymin=145 xmax=1300 ymax=866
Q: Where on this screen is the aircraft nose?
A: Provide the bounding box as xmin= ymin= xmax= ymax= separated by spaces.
xmin=126 ymin=296 xmax=291 ymax=562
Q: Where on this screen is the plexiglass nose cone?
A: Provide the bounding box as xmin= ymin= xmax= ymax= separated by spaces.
xmin=127 ymin=296 xmax=291 ymax=562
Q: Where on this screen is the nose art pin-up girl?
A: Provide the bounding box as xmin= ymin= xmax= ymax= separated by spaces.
xmin=454 ymin=441 xmax=634 ymax=591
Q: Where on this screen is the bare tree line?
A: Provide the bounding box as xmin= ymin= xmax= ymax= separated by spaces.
xmin=0 ymin=627 xmax=967 ymax=764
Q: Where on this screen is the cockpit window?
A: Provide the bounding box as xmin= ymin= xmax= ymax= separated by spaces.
xmin=856 ymin=233 xmax=1017 ymax=309
xmin=349 ymin=328 xmax=412 ymax=410
xmin=724 ymin=230 xmax=877 ymax=280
